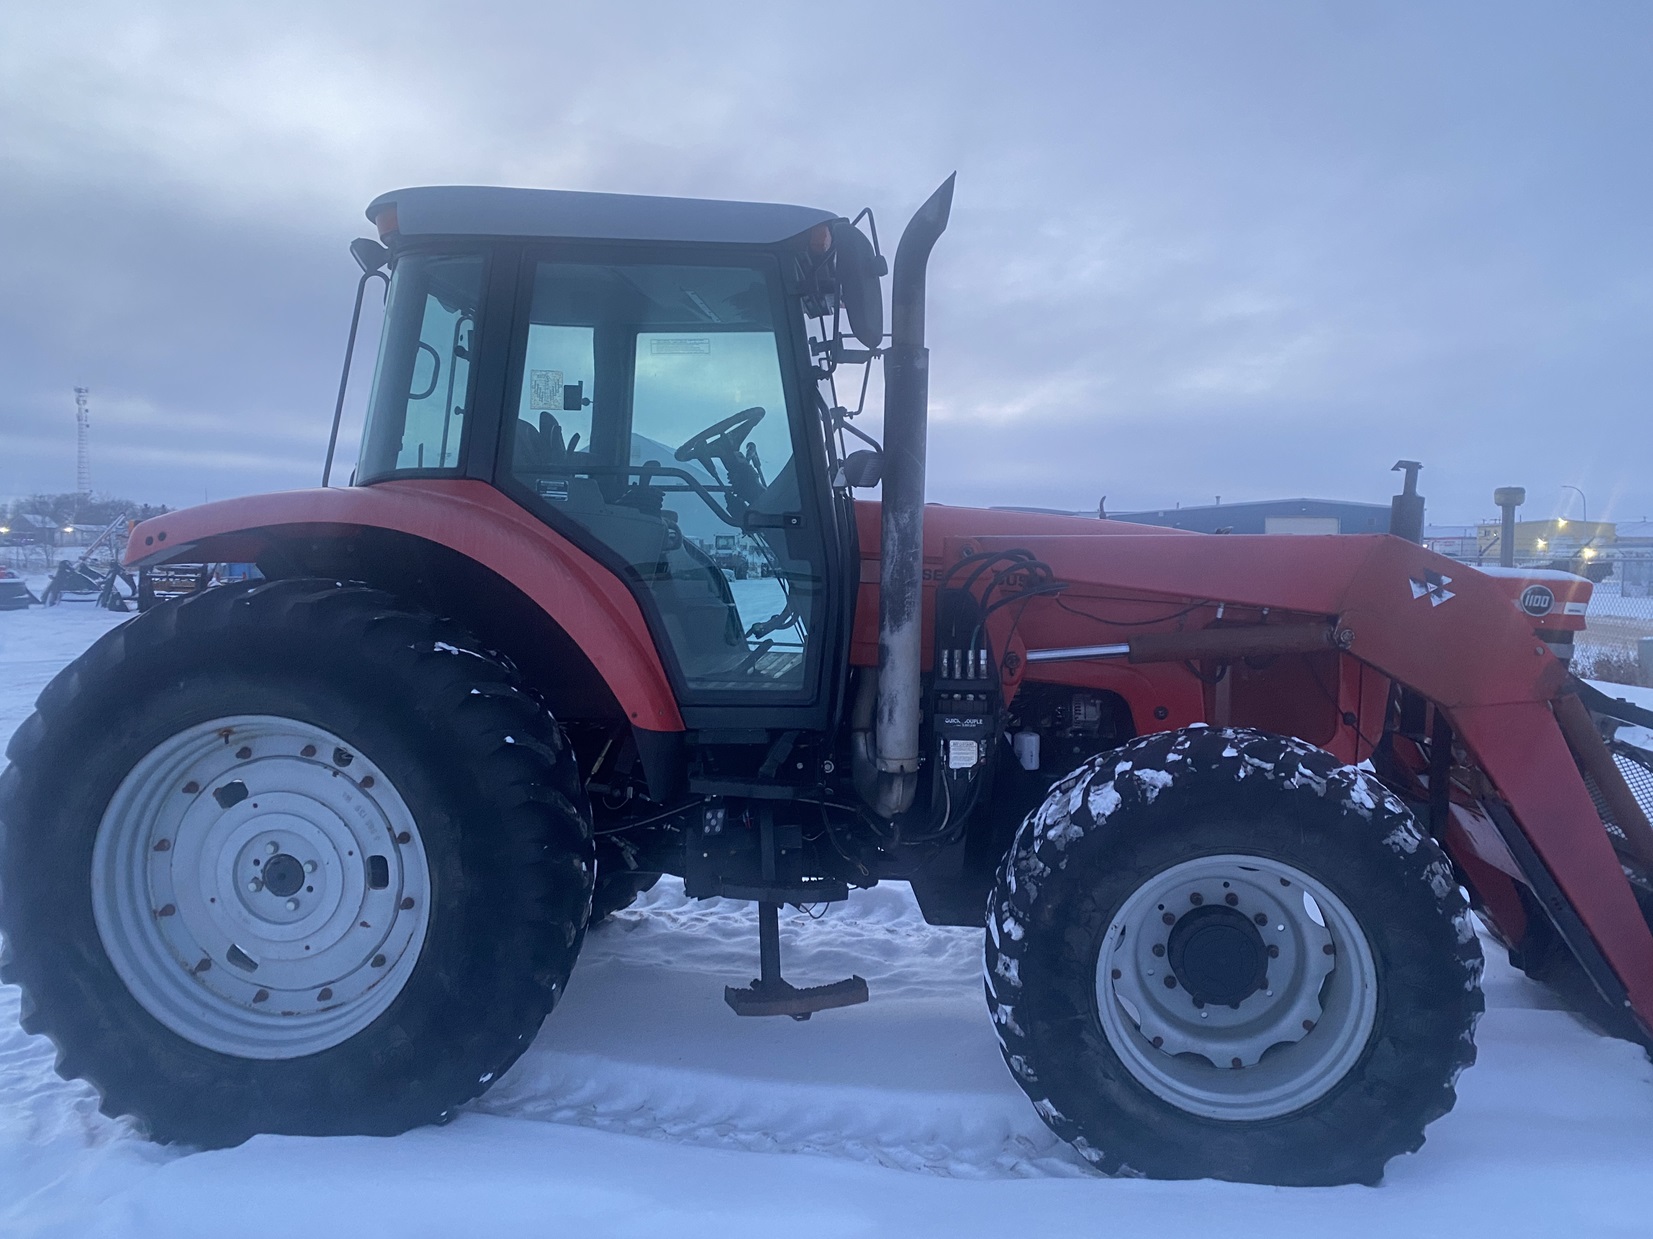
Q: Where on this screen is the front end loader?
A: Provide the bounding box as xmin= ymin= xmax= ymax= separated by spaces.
xmin=3 ymin=176 xmax=1650 ymax=1186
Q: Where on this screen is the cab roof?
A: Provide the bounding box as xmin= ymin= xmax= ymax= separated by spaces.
xmin=365 ymin=185 xmax=838 ymax=246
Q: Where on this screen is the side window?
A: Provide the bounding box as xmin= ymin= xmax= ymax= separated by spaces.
xmin=359 ymin=253 xmax=484 ymax=477
xmin=505 ymin=260 xmax=823 ymax=701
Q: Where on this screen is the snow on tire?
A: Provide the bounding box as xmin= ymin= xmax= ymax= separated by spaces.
xmin=985 ymin=725 xmax=1484 ymax=1186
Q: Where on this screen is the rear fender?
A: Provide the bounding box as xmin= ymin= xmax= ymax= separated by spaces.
xmin=126 ymin=480 xmax=684 ymax=734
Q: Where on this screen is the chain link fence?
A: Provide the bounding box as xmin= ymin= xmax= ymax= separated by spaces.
xmin=1576 ymin=553 xmax=1653 ymax=686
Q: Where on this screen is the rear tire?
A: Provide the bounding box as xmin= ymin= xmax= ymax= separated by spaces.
xmin=0 ymin=580 xmax=594 ymax=1145
xmin=987 ymin=726 xmax=1483 ymax=1185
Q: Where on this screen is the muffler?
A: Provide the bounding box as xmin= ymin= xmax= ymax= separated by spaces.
xmin=854 ymin=174 xmax=955 ymax=819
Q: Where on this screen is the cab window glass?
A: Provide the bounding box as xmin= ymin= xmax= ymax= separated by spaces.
xmin=516 ymin=324 xmax=594 ymax=468
xmin=505 ymin=260 xmax=820 ymax=699
xmin=358 ymin=252 xmax=484 ymax=476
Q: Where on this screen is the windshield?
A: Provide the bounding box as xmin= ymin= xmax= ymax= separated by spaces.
xmin=357 ymin=252 xmax=486 ymax=479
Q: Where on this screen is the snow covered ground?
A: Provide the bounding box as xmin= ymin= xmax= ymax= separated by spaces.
xmin=5 ymin=598 xmax=1653 ymax=1237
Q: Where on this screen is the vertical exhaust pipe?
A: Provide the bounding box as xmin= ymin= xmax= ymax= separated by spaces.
xmin=855 ymin=174 xmax=955 ymax=819
xmin=1389 ymin=460 xmax=1425 ymax=543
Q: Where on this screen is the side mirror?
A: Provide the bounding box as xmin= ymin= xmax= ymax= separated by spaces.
xmin=350 ymin=237 xmax=391 ymax=274
xmin=835 ymin=449 xmax=883 ymax=489
xmin=831 ymin=221 xmax=885 ymax=350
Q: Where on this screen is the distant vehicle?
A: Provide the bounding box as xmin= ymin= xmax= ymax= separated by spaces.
xmin=0 ymin=565 xmax=39 ymax=610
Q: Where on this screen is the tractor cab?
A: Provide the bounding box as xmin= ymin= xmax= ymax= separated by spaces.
xmin=347 ymin=186 xmax=888 ymax=732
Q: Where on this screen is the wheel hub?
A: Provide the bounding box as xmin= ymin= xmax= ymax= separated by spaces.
xmin=1167 ymin=905 xmax=1269 ymax=1007
xmin=1094 ymin=854 xmax=1378 ymax=1122
xmin=92 ymin=716 xmax=432 ymax=1060
xmin=259 ymin=852 xmax=305 ymax=898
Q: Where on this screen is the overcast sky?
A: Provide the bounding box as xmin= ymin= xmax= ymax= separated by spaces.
xmin=2 ymin=2 xmax=1648 ymax=524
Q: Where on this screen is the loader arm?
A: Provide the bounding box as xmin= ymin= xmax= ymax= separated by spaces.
xmin=957 ymin=529 xmax=1653 ymax=1035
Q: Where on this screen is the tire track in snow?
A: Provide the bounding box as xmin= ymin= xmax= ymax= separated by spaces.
xmin=472 ymin=882 xmax=1092 ymax=1179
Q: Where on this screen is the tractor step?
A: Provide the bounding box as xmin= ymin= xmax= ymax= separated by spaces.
xmin=724 ymin=975 xmax=869 ymax=1019
xmin=723 ymin=901 xmax=868 ymax=1021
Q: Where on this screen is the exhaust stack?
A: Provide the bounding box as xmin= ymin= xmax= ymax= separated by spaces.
xmin=855 ymin=174 xmax=955 ymax=819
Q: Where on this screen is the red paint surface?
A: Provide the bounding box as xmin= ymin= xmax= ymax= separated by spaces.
xmin=846 ymin=500 xmax=1652 ymax=1023
xmin=126 ymin=482 xmax=683 ymax=731
xmin=129 ymin=487 xmax=1649 ymax=1026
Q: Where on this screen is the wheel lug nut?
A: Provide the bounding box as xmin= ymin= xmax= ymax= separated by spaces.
xmin=286 ymin=899 xmax=299 ymax=911
xmin=266 ymin=842 xmax=278 ymax=855
xmin=305 ymin=860 xmax=317 ymax=874
xmin=247 ymin=880 xmax=260 ymax=892
xmin=1225 ymin=893 xmax=1239 ymax=906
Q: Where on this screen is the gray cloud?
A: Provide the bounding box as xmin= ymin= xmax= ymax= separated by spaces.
xmin=1 ymin=1 xmax=1648 ymax=524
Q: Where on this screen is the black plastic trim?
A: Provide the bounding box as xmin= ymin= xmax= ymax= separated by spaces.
xmin=1485 ymin=800 xmax=1636 ymax=1018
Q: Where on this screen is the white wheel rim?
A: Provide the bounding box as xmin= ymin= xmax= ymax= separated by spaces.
xmin=1094 ymin=853 xmax=1378 ymax=1121
xmin=92 ymin=715 xmax=432 ymax=1059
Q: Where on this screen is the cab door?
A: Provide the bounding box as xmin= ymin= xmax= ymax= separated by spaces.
xmin=495 ymin=248 xmax=838 ymax=729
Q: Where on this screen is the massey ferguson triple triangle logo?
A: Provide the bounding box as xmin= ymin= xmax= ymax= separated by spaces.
xmin=1408 ymin=571 xmax=1455 ymax=607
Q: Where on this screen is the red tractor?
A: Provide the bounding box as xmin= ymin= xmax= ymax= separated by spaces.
xmin=4 ymin=178 xmax=1652 ymax=1185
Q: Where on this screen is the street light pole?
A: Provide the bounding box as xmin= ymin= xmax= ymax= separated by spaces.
xmin=1561 ymin=485 xmax=1588 ymax=524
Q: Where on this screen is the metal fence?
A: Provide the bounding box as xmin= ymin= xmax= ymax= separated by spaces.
xmin=1576 ymin=557 xmax=1653 ymax=684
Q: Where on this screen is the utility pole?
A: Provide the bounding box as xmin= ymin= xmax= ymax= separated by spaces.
xmin=72 ymin=387 xmax=92 ymax=495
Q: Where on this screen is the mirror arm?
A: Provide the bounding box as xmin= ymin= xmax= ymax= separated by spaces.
xmin=849 ymin=207 xmax=884 ymax=268
xmin=322 ymin=267 xmax=389 ymax=488
xmin=837 ymin=415 xmax=882 ymax=454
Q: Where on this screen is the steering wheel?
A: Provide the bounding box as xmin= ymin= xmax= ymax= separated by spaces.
xmin=674 ymin=406 xmax=765 ymax=465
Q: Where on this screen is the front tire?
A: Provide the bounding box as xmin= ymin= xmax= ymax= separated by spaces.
xmin=987 ymin=726 xmax=1483 ymax=1185
xmin=0 ymin=580 xmax=594 ymax=1145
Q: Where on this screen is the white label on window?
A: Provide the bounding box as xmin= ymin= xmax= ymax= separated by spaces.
xmin=947 ymin=739 xmax=979 ymax=769
xmin=651 ymin=337 xmax=712 ymax=355
xmin=529 ymin=369 xmax=564 ymax=409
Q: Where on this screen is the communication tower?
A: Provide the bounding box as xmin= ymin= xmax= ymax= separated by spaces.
xmin=72 ymin=387 xmax=91 ymax=494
